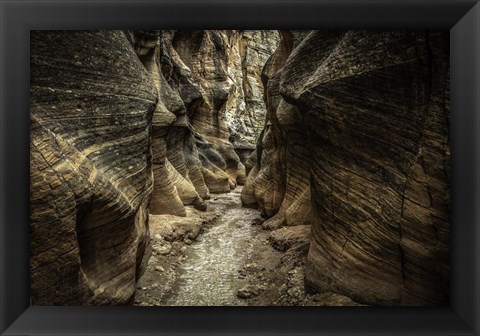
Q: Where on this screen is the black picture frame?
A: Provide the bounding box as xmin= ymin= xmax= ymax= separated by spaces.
xmin=1 ymin=0 xmax=479 ymax=335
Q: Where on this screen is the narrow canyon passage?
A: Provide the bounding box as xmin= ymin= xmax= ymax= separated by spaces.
xmin=30 ymin=30 xmax=450 ymax=307
xmin=165 ymin=187 xmax=261 ymax=306
xmin=135 ymin=187 xmax=271 ymax=306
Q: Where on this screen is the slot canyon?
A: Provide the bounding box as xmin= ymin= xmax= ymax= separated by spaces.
xmin=30 ymin=30 xmax=450 ymax=306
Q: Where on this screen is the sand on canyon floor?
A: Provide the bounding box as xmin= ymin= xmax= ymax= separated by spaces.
xmin=134 ymin=187 xmax=361 ymax=306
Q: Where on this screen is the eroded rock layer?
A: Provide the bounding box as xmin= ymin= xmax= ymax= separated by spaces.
xmin=30 ymin=31 xmax=156 ymax=305
xmin=30 ymin=30 xmax=278 ymax=305
xmin=241 ymin=30 xmax=314 ymax=229
xmin=243 ymin=31 xmax=450 ymax=305
xmin=129 ymin=30 xmax=279 ymax=213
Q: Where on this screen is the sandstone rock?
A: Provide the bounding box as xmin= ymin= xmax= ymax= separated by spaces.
xmin=30 ymin=31 xmax=156 ymax=305
xmin=153 ymin=241 xmax=172 ymax=255
xmin=225 ymin=30 xmax=279 ymax=147
xmin=237 ymin=284 xmax=263 ymax=299
xmin=149 ymin=208 xmax=215 ymax=242
xmin=131 ymin=30 xmax=279 ymax=211
xmin=244 ymin=30 xmax=450 ymax=306
xmin=268 ymin=225 xmax=311 ymax=252
xmin=242 ymin=31 xmax=314 ymax=229
xmin=288 ymin=31 xmax=449 ymax=306
xmin=129 ymin=31 xmax=187 ymax=217
xmin=235 ymin=145 xmax=256 ymax=175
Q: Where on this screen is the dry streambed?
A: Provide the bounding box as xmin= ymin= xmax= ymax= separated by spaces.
xmin=135 ymin=187 xmax=361 ymax=306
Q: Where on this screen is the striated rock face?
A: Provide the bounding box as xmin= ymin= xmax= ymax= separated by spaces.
xmin=224 ymin=30 xmax=279 ymax=147
xmin=30 ymin=31 xmax=156 ymax=305
xmin=241 ymin=30 xmax=314 ymax=230
xmin=129 ymin=30 xmax=279 ymax=212
xmin=128 ymin=30 xmax=186 ymax=216
xmin=30 ymin=30 xmax=278 ymax=305
xmin=243 ymin=31 xmax=450 ymax=305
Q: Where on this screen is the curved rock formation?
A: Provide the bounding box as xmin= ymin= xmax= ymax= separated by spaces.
xmin=129 ymin=30 xmax=186 ymax=216
xmin=225 ymin=31 xmax=279 ymax=146
xmin=30 ymin=31 xmax=156 ymax=305
xmin=167 ymin=30 xmax=279 ymax=190
xmin=241 ymin=30 xmax=314 ymax=229
xmin=243 ymin=31 xmax=450 ymax=305
xmin=30 ymin=30 xmax=278 ymax=305
xmin=130 ymin=30 xmax=279 ymax=211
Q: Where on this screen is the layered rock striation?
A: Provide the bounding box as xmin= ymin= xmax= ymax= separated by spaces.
xmin=30 ymin=30 xmax=278 ymax=305
xmin=30 ymin=31 xmax=156 ymax=305
xmin=241 ymin=30 xmax=314 ymax=229
xmin=129 ymin=30 xmax=279 ymax=215
xmin=242 ymin=30 xmax=450 ymax=305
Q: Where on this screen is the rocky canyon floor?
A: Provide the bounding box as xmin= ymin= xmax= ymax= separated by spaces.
xmin=134 ymin=187 xmax=361 ymax=306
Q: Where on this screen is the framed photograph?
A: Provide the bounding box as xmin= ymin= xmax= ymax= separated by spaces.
xmin=1 ymin=0 xmax=479 ymax=335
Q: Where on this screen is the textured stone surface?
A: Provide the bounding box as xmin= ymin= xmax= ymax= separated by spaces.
xmin=130 ymin=30 xmax=279 ymax=211
xmin=30 ymin=30 xmax=278 ymax=305
xmin=168 ymin=30 xmax=278 ymax=188
xmin=225 ymin=30 xmax=279 ymax=147
xmin=243 ymin=31 xmax=450 ymax=305
xmin=30 ymin=31 xmax=156 ymax=305
xmin=268 ymin=225 xmax=311 ymax=252
xmin=241 ymin=31 xmax=314 ymax=230
xmin=129 ymin=30 xmax=186 ymax=216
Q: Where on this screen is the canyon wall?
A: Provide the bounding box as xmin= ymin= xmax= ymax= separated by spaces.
xmin=30 ymin=30 xmax=278 ymax=305
xmin=129 ymin=30 xmax=278 ymax=215
xmin=30 ymin=31 xmax=156 ymax=305
xmin=242 ymin=31 xmax=450 ymax=305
